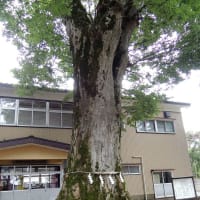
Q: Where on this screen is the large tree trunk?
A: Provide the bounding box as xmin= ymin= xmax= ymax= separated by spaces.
xmin=57 ymin=1 xmax=138 ymax=199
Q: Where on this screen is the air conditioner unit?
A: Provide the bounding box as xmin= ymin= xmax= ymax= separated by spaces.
xmin=163 ymin=111 xmax=171 ymax=118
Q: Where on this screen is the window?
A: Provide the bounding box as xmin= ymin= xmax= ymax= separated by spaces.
xmin=0 ymin=98 xmax=16 ymax=125
xmin=0 ymin=97 xmax=73 ymax=128
xmin=136 ymin=120 xmax=155 ymax=132
xmin=0 ymin=165 xmax=61 ymax=191
xmin=122 ymin=164 xmax=141 ymax=175
xmin=136 ymin=120 xmax=175 ymax=133
xmin=153 ymin=171 xmax=173 ymax=198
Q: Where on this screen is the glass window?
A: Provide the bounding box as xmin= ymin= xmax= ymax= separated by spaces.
xmin=0 ymin=97 xmax=72 ymax=128
xmin=31 ymin=166 xmax=46 ymax=173
xmin=121 ymin=166 xmax=129 ymax=174
xmin=153 ymin=171 xmax=173 ymax=198
xmin=157 ymin=121 xmax=165 ymax=132
xmin=1 ymin=98 xmax=16 ymax=108
xmin=62 ymin=103 xmax=73 ymax=111
xmin=165 ymin=121 xmax=174 ymax=133
xmin=47 ymin=166 xmax=60 ymax=172
xmin=0 ymin=165 xmax=61 ymax=191
xmin=122 ymin=165 xmax=140 ymax=175
xmin=33 ymin=111 xmax=46 ymax=126
xmin=33 ymin=101 xmax=46 ymax=109
xmin=163 ymin=172 xmax=172 ymax=183
xmin=19 ymin=99 xmax=32 ymax=109
xmin=49 ymin=102 xmax=61 ymax=110
xmin=0 ymin=109 xmax=15 ymax=124
xmin=146 ymin=120 xmax=155 ymax=132
xmin=48 ymin=174 xmax=60 ymax=188
xmin=49 ymin=112 xmax=61 ymax=127
xmin=62 ymin=113 xmax=73 ymax=127
xmin=153 ymin=172 xmax=163 ymax=184
xmin=18 ymin=110 xmax=32 ymax=125
xmin=136 ymin=121 xmax=145 ymax=132
xmin=137 ymin=120 xmax=175 ymax=134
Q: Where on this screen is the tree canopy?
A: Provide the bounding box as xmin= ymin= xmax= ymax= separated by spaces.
xmin=0 ymin=0 xmax=199 ymax=124
xmin=1 ymin=1 xmax=200 ymax=199
xmin=0 ymin=0 xmax=199 ymax=90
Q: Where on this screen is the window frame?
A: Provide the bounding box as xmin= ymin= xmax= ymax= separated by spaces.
xmin=152 ymin=170 xmax=173 ymax=198
xmin=121 ymin=164 xmax=141 ymax=175
xmin=0 ymin=98 xmax=17 ymax=125
xmin=0 ymin=164 xmax=62 ymax=191
xmin=0 ymin=97 xmax=73 ymax=128
xmin=136 ymin=120 xmax=175 ymax=134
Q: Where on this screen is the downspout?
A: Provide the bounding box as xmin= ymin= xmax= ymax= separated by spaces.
xmin=132 ymin=156 xmax=147 ymax=200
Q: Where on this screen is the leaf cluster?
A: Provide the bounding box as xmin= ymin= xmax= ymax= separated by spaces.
xmin=0 ymin=0 xmax=73 ymax=89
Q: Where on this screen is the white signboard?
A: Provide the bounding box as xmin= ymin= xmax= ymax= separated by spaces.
xmin=173 ymin=177 xmax=196 ymax=199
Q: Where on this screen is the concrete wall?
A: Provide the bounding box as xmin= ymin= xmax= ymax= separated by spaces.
xmin=121 ymin=103 xmax=192 ymax=198
xmin=0 ymin=126 xmax=72 ymax=144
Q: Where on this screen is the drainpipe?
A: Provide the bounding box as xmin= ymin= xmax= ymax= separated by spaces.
xmin=132 ymin=156 xmax=147 ymax=200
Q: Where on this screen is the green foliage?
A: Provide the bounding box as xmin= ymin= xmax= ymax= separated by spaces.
xmin=189 ymin=149 xmax=200 ymax=178
xmin=0 ymin=0 xmax=199 ymax=123
xmin=123 ymin=89 xmax=163 ymax=126
xmin=0 ymin=0 xmax=73 ymax=88
xmin=186 ymin=132 xmax=200 ymax=177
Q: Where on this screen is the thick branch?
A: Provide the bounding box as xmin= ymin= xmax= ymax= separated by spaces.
xmin=113 ymin=0 xmax=139 ymax=82
xmin=71 ymin=0 xmax=91 ymax=28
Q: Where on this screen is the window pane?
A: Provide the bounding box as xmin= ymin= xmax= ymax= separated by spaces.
xmin=122 ymin=166 xmax=129 ymax=174
xmin=49 ymin=112 xmax=61 ymax=127
xmin=31 ymin=175 xmax=45 ymax=189
xmin=163 ymin=172 xmax=172 ymax=183
xmin=0 ymin=175 xmax=13 ymax=191
xmin=146 ymin=120 xmax=155 ymax=132
xmin=129 ymin=166 xmax=140 ymax=174
xmin=49 ymin=102 xmax=61 ymax=110
xmin=153 ymin=172 xmax=163 ymax=183
xmin=0 ymin=109 xmax=15 ymax=124
xmin=47 ymin=166 xmax=60 ymax=172
xmin=33 ymin=111 xmax=46 ymax=126
xmin=18 ymin=110 xmax=32 ymax=125
xmin=0 ymin=166 xmax=14 ymax=174
xmin=165 ymin=121 xmax=174 ymax=132
xmin=122 ymin=165 xmax=140 ymax=174
xmin=62 ymin=103 xmax=73 ymax=111
xmin=1 ymin=98 xmax=16 ymax=108
xmin=48 ymin=174 xmax=60 ymax=188
xmin=19 ymin=99 xmax=32 ymax=109
xmin=31 ymin=166 xmax=46 ymax=173
xmin=33 ymin=101 xmax=46 ymax=109
xmin=62 ymin=113 xmax=73 ymax=127
xmin=157 ymin=121 xmax=165 ymax=132
xmin=13 ymin=175 xmax=27 ymax=190
xmin=136 ymin=121 xmax=145 ymax=132
xmin=15 ymin=166 xmax=29 ymax=173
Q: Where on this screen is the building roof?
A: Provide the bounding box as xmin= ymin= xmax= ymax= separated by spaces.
xmin=0 ymin=136 xmax=70 ymax=151
xmin=0 ymin=83 xmax=190 ymax=106
xmin=164 ymin=100 xmax=190 ymax=107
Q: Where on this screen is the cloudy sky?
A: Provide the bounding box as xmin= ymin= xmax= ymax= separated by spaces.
xmin=1 ymin=25 xmax=200 ymax=132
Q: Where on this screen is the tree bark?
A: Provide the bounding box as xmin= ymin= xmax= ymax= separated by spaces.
xmin=57 ymin=1 xmax=138 ymax=199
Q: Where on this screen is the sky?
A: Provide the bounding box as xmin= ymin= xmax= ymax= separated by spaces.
xmin=0 ymin=26 xmax=200 ymax=133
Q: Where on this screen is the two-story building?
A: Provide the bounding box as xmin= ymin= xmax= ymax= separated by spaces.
xmin=0 ymin=83 xmax=192 ymax=200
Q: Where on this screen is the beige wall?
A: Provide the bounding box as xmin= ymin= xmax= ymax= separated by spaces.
xmin=0 ymin=126 xmax=72 ymax=144
xmin=121 ymin=103 xmax=192 ymax=197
